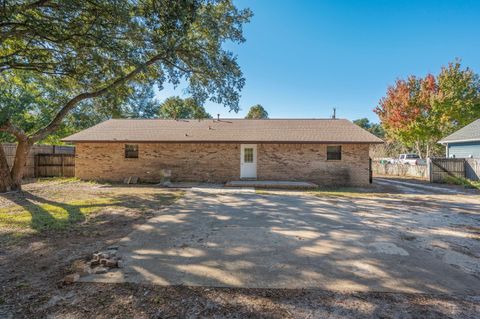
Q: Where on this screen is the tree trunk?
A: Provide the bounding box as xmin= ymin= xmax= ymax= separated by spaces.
xmin=9 ymin=139 xmax=32 ymax=191
xmin=0 ymin=145 xmax=14 ymax=192
xmin=0 ymin=52 xmax=169 ymax=193
xmin=415 ymin=141 xmax=423 ymax=159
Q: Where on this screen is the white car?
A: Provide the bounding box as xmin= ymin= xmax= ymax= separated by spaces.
xmin=395 ymin=153 xmax=426 ymax=165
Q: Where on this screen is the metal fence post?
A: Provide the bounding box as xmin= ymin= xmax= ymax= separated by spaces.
xmin=369 ymin=158 xmax=372 ymax=184
xmin=427 ymin=158 xmax=432 ymax=182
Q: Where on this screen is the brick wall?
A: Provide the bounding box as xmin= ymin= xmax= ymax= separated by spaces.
xmin=75 ymin=142 xmax=371 ymax=186
xmin=258 ymin=144 xmax=370 ymax=186
xmin=75 ymin=143 xmax=240 ymax=183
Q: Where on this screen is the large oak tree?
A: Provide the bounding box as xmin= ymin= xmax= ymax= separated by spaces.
xmin=0 ymin=0 xmax=252 ymax=191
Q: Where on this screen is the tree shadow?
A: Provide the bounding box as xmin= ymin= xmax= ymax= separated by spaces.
xmin=4 ymin=192 xmax=114 ymax=232
xmin=2 ymin=187 xmax=182 ymax=233
xmin=101 ymin=188 xmax=480 ymax=297
xmin=1 ymin=183 xmax=479 ymax=317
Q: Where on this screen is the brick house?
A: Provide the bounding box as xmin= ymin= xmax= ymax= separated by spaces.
xmin=62 ymin=118 xmax=383 ymax=186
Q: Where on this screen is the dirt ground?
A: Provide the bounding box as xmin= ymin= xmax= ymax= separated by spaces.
xmin=0 ymin=179 xmax=479 ymax=318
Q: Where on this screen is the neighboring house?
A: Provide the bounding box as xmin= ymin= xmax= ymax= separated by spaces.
xmin=62 ymin=118 xmax=383 ymax=186
xmin=439 ymin=119 xmax=480 ymax=158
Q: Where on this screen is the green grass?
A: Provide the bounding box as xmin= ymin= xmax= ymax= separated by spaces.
xmin=35 ymin=177 xmax=81 ymax=183
xmin=0 ymin=181 xmax=184 ymax=247
xmin=308 ymin=186 xmax=385 ymax=198
xmin=0 ymin=198 xmax=118 ymax=232
xmin=254 ymin=189 xmax=276 ymax=195
xmin=443 ymin=176 xmax=480 ymax=190
xmin=254 ymin=187 xmax=384 ymax=198
xmin=0 ymin=189 xmax=183 ymax=235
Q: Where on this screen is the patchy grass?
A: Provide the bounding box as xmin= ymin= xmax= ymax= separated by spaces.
xmin=309 ymin=186 xmax=387 ymax=198
xmin=0 ymin=179 xmax=186 ymax=317
xmin=443 ymin=175 xmax=480 ymax=190
xmin=1 ymin=178 xmax=479 ymax=318
xmin=255 ymin=186 xmax=387 ymax=198
xmin=34 ymin=177 xmax=84 ymax=184
xmin=0 ymin=198 xmax=118 ymax=232
xmin=255 ymin=189 xmax=285 ymax=195
xmin=0 ymin=179 xmax=183 ymax=244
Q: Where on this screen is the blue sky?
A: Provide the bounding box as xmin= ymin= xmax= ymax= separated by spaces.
xmin=157 ymin=0 xmax=480 ymax=122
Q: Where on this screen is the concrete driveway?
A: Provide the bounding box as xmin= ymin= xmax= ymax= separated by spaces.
xmin=83 ymin=181 xmax=480 ymax=295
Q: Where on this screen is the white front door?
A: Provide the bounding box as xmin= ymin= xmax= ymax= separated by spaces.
xmin=240 ymin=144 xmax=257 ymax=179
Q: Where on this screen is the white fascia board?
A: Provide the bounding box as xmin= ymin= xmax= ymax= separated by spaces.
xmin=438 ymin=138 xmax=480 ymax=145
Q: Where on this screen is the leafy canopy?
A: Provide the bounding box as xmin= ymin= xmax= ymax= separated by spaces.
xmin=353 ymin=118 xmax=384 ymax=138
xmin=158 ymin=96 xmax=211 ymax=119
xmin=0 ymin=0 xmax=252 ymax=141
xmin=374 ymin=61 xmax=480 ymax=157
xmin=245 ymin=104 xmax=268 ymax=119
xmin=0 ymin=70 xmax=159 ymax=143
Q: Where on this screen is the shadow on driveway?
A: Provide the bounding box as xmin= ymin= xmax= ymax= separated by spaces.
xmin=81 ymin=187 xmax=480 ymax=295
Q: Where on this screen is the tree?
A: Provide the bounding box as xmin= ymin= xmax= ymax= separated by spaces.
xmin=353 ymin=118 xmax=384 ymax=138
xmin=0 ymin=0 xmax=252 ymax=192
xmin=158 ymin=96 xmax=211 ymax=119
xmin=433 ymin=62 xmax=480 ymax=133
xmin=245 ymin=104 xmax=268 ymax=119
xmin=374 ymin=61 xmax=480 ymax=158
xmin=38 ymin=84 xmax=161 ymax=144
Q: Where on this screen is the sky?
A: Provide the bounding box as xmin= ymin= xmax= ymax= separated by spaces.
xmin=156 ymin=0 xmax=480 ymax=122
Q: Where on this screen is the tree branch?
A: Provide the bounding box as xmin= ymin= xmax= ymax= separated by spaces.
xmin=0 ymin=121 xmax=28 ymax=141
xmin=25 ymin=0 xmax=51 ymax=9
xmin=31 ymin=53 xmax=166 ymax=142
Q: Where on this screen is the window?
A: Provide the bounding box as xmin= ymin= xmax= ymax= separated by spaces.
xmin=244 ymin=148 xmax=254 ymax=163
xmin=125 ymin=144 xmax=138 ymax=158
xmin=406 ymin=154 xmax=419 ymax=159
xmin=327 ymin=145 xmax=341 ymax=160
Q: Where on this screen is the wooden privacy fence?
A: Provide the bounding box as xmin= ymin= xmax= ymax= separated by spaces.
xmin=34 ymin=154 xmax=75 ymax=178
xmin=465 ymin=158 xmax=480 ymax=181
xmin=429 ymin=158 xmax=480 ymax=182
xmin=373 ymin=158 xmax=480 ymax=182
xmin=429 ymin=158 xmax=466 ymax=183
xmin=1 ymin=143 xmax=75 ymax=178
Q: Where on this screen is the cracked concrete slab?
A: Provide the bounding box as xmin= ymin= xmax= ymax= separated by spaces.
xmin=80 ymin=183 xmax=480 ymax=295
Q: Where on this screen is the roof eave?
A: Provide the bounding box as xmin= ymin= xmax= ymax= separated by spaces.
xmin=438 ymin=138 xmax=480 ymax=144
xmin=62 ymin=139 xmax=384 ymax=144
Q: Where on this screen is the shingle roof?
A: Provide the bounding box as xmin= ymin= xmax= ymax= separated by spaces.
xmin=439 ymin=119 xmax=480 ymax=144
xmin=62 ymin=118 xmax=384 ymax=144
